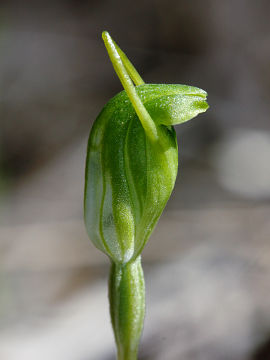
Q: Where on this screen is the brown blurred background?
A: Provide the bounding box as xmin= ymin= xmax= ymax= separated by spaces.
xmin=0 ymin=1 xmax=270 ymax=359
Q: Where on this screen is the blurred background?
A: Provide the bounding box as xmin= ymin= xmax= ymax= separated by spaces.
xmin=0 ymin=0 xmax=270 ymax=359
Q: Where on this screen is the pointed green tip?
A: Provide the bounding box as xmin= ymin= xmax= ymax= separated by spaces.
xmin=102 ymin=31 xmax=110 ymax=41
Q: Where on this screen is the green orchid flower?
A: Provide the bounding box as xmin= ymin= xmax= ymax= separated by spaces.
xmin=84 ymin=31 xmax=208 ymax=360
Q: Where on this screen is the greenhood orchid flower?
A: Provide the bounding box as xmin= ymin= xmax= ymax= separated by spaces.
xmin=84 ymin=31 xmax=209 ymax=360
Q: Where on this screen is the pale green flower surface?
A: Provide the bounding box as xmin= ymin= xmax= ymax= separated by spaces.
xmin=84 ymin=31 xmax=208 ymax=360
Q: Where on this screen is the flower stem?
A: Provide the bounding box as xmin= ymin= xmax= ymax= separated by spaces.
xmin=109 ymin=256 xmax=145 ymax=360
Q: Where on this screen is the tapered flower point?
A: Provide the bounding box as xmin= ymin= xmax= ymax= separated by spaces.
xmin=102 ymin=31 xmax=159 ymax=142
xmin=84 ymin=31 xmax=209 ymax=360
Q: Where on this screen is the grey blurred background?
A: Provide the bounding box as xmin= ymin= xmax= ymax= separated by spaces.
xmin=0 ymin=0 xmax=270 ymax=359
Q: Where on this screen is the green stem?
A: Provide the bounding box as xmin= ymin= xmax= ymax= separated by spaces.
xmin=109 ymin=256 xmax=145 ymax=360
